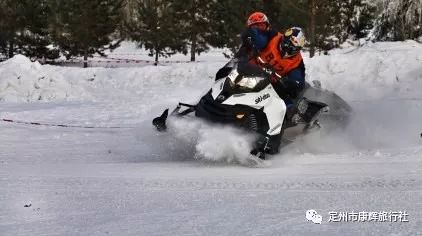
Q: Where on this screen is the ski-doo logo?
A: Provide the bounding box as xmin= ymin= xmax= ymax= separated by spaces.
xmin=255 ymin=93 xmax=270 ymax=104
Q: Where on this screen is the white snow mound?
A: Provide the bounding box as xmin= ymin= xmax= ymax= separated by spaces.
xmin=0 ymin=55 xmax=87 ymax=102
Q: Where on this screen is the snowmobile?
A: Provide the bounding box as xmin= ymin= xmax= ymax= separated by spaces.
xmin=152 ymin=59 xmax=352 ymax=162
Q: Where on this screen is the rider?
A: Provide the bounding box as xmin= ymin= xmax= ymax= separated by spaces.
xmin=216 ymin=12 xmax=307 ymax=156
xmin=217 ymin=12 xmax=306 ymax=106
xmin=251 ymin=26 xmax=307 ymax=108
xmin=251 ymin=26 xmax=307 ymax=155
xmin=215 ymin=11 xmax=277 ymax=79
xmin=235 ymin=11 xmax=277 ymax=60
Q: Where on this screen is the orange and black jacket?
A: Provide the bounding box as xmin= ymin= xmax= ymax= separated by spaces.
xmin=237 ymin=29 xmax=306 ymax=101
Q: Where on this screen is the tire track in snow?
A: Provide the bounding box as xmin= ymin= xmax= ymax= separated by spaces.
xmin=130 ymin=178 xmax=422 ymax=192
xmin=13 ymin=176 xmax=418 ymax=192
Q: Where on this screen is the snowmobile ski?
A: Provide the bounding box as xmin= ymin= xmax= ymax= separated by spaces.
xmin=152 ymin=109 xmax=168 ymax=131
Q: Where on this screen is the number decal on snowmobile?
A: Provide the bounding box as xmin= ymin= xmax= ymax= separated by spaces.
xmin=255 ymin=93 xmax=270 ymax=104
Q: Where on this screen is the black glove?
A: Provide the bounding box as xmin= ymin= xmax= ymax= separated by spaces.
xmin=282 ymin=79 xmax=302 ymax=98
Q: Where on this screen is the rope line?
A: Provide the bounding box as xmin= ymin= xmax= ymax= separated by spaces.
xmin=1 ymin=118 xmax=135 ymax=129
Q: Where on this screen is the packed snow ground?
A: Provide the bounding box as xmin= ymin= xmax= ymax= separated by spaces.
xmin=1 ymin=41 xmax=422 ymax=235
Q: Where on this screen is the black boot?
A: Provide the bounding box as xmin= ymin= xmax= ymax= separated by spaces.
xmin=250 ymin=133 xmax=282 ymax=159
xmin=266 ymin=133 xmax=282 ymax=154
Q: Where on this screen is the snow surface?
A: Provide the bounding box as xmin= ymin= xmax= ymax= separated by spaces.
xmin=1 ymin=41 xmax=422 ymax=235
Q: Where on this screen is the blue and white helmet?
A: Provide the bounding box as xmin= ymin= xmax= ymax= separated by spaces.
xmin=280 ymin=27 xmax=306 ymax=57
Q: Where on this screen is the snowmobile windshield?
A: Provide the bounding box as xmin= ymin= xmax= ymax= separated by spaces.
xmin=226 ymin=65 xmax=269 ymax=92
xmin=236 ymin=76 xmax=266 ymax=89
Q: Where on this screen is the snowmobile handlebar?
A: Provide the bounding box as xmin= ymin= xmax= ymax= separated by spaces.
xmin=256 ymin=56 xmax=283 ymax=80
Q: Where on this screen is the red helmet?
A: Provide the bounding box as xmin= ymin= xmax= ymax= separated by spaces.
xmin=247 ymin=12 xmax=269 ymax=27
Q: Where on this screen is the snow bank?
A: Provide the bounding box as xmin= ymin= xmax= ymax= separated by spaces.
xmin=300 ymin=41 xmax=422 ymax=154
xmin=0 ymin=55 xmax=88 ymax=102
xmin=0 ymin=53 xmax=223 ymax=108
xmin=305 ymin=40 xmax=422 ymax=101
xmin=2 ymin=41 xmax=420 ymax=104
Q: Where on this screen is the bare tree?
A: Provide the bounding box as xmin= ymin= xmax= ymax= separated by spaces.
xmin=308 ymin=0 xmax=316 ymax=57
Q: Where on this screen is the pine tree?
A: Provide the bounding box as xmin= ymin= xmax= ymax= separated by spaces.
xmin=51 ymin=0 xmax=124 ymax=67
xmin=373 ymin=0 xmax=422 ymax=41
xmin=276 ymin=0 xmax=308 ymax=31
xmin=129 ymin=0 xmax=183 ymax=64
xmin=348 ymin=0 xmax=377 ymax=39
xmin=306 ymin=0 xmax=377 ymax=53
xmin=0 ymin=0 xmax=58 ymax=60
xmin=207 ymin=0 xmax=263 ymax=57
xmin=0 ymin=0 xmax=7 ymax=58
xmin=310 ymin=0 xmax=345 ymax=51
xmin=122 ymin=0 xmax=137 ymax=23
xmin=173 ymin=0 xmax=215 ymax=61
xmin=284 ymin=0 xmax=332 ymax=56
